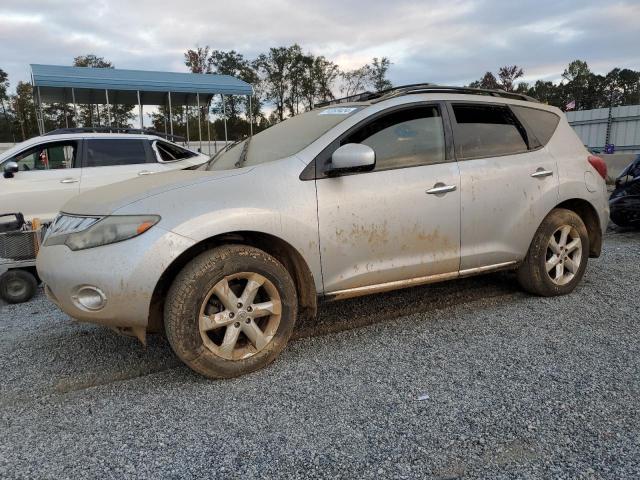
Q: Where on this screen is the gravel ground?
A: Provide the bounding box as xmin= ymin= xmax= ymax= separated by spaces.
xmin=0 ymin=229 xmax=639 ymax=479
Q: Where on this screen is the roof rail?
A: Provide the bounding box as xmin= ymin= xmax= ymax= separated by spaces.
xmin=44 ymin=127 xmax=186 ymax=143
xmin=315 ymin=83 xmax=538 ymax=108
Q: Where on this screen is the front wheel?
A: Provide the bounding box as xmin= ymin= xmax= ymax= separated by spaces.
xmin=164 ymin=245 xmax=298 ymax=379
xmin=517 ymin=208 xmax=590 ymax=297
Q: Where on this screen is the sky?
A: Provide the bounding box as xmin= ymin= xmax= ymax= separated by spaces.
xmin=1 ymin=0 xmax=639 ymax=94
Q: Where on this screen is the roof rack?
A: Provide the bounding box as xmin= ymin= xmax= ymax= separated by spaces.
xmin=316 ymin=83 xmax=538 ymax=108
xmin=44 ymin=127 xmax=186 ymax=144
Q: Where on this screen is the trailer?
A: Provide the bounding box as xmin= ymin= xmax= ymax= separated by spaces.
xmin=0 ymin=213 xmax=46 ymax=304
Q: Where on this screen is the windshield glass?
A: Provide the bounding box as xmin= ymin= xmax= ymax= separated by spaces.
xmin=207 ymin=105 xmax=364 ymax=170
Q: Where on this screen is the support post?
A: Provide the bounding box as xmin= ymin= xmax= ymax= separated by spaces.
xmin=168 ymin=91 xmax=174 ymax=138
xmin=37 ymin=86 xmax=45 ymax=135
xmin=137 ymin=90 xmax=143 ymax=130
xmin=197 ymin=93 xmax=202 ymax=152
xmin=105 ymin=89 xmax=112 ymax=127
xmin=64 ymin=90 xmax=69 ymax=129
xmin=222 ymin=94 xmax=228 ymax=147
xmin=71 ymin=88 xmax=78 ymax=127
xmin=249 ymin=94 xmax=253 ymax=136
xmin=185 ymin=97 xmax=190 ymax=146
xmin=207 ymin=97 xmax=213 ymax=154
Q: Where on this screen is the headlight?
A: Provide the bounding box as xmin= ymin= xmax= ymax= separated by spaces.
xmin=45 ymin=215 xmax=160 ymax=251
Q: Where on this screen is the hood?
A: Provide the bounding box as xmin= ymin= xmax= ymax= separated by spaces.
xmin=62 ymin=168 xmax=252 ymax=216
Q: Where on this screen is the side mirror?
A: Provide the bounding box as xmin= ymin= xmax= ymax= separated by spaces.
xmin=3 ymin=161 xmax=18 ymax=179
xmin=327 ymin=143 xmax=375 ymax=175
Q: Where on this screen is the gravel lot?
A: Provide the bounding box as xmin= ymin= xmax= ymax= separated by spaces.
xmin=1 ymin=229 xmax=639 ymax=479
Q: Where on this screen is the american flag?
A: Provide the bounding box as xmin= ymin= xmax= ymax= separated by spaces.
xmin=565 ymin=100 xmax=576 ymax=111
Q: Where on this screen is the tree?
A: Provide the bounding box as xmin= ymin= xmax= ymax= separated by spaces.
xmin=369 ymin=57 xmax=393 ymax=92
xmin=0 ymin=68 xmax=15 ymax=142
xmin=71 ymin=54 xmax=134 ymax=127
xmin=562 ymin=60 xmax=591 ymax=110
xmin=184 ymin=46 xmax=214 ymax=74
xmin=497 ymin=65 xmax=524 ymax=92
xmin=254 ymin=46 xmax=294 ymax=122
xmin=468 ymin=72 xmax=500 ymax=90
xmin=11 ymin=82 xmax=38 ymax=141
xmin=340 ymin=65 xmax=372 ymax=97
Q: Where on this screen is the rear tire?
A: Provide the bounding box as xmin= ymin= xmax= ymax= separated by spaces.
xmin=517 ymin=208 xmax=589 ymax=297
xmin=0 ymin=269 xmax=38 ymax=304
xmin=164 ymin=245 xmax=298 ymax=379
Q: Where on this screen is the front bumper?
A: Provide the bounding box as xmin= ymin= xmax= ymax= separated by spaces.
xmin=36 ymin=227 xmax=195 ymax=329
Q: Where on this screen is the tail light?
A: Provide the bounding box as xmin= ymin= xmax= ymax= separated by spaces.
xmin=588 ymin=155 xmax=607 ymax=180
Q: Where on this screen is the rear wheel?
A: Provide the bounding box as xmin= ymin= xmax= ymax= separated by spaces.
xmin=164 ymin=245 xmax=298 ymax=378
xmin=517 ymin=208 xmax=589 ymax=296
xmin=0 ymin=269 xmax=38 ymax=304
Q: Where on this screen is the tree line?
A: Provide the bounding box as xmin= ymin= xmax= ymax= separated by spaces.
xmin=468 ymin=60 xmax=640 ymax=110
xmin=1 ymin=50 xmax=638 ymax=143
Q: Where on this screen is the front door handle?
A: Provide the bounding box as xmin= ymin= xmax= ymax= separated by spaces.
xmin=138 ymin=170 xmax=153 ymax=176
xmin=60 ymin=178 xmax=78 ymax=184
xmin=531 ymin=168 xmax=554 ymax=178
xmin=426 ymin=183 xmax=457 ymax=195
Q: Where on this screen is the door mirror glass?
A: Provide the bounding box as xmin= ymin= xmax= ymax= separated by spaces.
xmin=328 ymin=143 xmax=375 ymax=174
xmin=3 ymin=161 xmax=19 ymax=178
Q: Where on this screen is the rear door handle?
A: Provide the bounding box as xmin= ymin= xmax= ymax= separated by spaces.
xmin=426 ymin=183 xmax=457 ymax=195
xmin=138 ymin=170 xmax=153 ymax=176
xmin=531 ymin=168 xmax=553 ymax=178
xmin=60 ymin=178 xmax=78 ymax=184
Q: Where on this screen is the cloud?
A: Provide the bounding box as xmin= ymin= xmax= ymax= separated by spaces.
xmin=1 ymin=0 xmax=638 ymax=93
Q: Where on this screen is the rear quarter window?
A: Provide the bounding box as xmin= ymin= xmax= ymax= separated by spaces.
xmin=155 ymin=141 xmax=198 ymax=161
xmin=511 ymin=106 xmax=560 ymax=147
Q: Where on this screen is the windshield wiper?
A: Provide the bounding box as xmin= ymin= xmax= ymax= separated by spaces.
xmin=234 ymin=136 xmax=251 ymax=168
xmin=205 ymin=139 xmax=243 ymax=170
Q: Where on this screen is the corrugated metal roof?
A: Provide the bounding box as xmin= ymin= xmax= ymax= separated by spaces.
xmin=31 ymin=64 xmax=253 ymax=104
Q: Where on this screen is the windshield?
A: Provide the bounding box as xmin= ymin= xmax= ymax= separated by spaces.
xmin=207 ymin=105 xmax=364 ymax=170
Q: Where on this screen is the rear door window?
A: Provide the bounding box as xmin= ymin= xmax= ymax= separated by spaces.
xmin=510 ymin=106 xmax=560 ymax=147
xmin=154 ymin=141 xmax=197 ymax=161
xmin=85 ymin=139 xmax=147 ymax=167
xmin=451 ymin=104 xmax=529 ymax=160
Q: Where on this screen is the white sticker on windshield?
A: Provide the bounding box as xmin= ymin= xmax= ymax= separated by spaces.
xmin=319 ymin=107 xmax=358 ymax=115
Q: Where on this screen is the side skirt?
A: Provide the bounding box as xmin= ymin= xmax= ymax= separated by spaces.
xmin=322 ymin=261 xmax=519 ymax=302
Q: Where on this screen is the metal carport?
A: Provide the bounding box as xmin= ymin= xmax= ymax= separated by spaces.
xmin=30 ymin=64 xmax=254 ymax=150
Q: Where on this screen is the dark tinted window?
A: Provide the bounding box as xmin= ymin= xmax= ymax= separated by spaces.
xmin=342 ymin=106 xmax=446 ymax=171
xmin=155 ymin=141 xmax=197 ymax=161
xmin=85 ymin=139 xmax=147 ymax=167
xmin=12 ymin=141 xmax=77 ymax=171
xmin=452 ymin=104 xmax=528 ymax=159
xmin=511 ymin=106 xmax=560 ymax=147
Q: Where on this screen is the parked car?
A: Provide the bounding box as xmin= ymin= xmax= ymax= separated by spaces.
xmin=37 ymin=85 xmax=609 ymax=379
xmin=0 ymin=130 xmax=209 ymax=221
xmin=609 ymin=154 xmax=640 ymax=228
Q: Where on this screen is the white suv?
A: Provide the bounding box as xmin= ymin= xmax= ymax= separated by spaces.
xmin=0 ymin=131 xmax=209 ymax=221
xmin=37 ymin=85 xmax=609 ymax=379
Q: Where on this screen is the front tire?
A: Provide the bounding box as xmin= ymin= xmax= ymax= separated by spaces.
xmin=164 ymin=245 xmax=298 ymax=379
xmin=517 ymin=208 xmax=590 ymax=297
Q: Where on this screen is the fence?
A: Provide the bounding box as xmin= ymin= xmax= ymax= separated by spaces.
xmin=567 ymin=104 xmax=640 ymax=154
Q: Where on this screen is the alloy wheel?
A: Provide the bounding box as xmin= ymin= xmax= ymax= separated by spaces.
xmin=545 ymin=225 xmax=582 ymax=286
xmin=198 ymin=272 xmax=282 ymax=360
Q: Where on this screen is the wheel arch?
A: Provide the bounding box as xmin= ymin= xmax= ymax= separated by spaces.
xmin=554 ymin=198 xmax=603 ymax=258
xmin=147 ymin=231 xmax=318 ymax=333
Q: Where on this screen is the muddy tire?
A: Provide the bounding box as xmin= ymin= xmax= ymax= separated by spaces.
xmin=164 ymin=245 xmax=298 ymax=379
xmin=0 ymin=269 xmax=38 ymax=304
xmin=517 ymin=208 xmax=589 ymax=297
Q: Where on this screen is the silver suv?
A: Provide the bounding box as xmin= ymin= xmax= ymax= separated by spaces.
xmin=36 ymin=85 xmax=609 ymax=378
